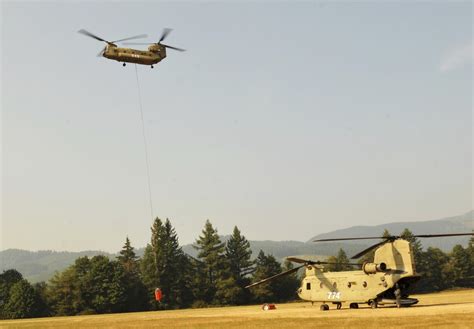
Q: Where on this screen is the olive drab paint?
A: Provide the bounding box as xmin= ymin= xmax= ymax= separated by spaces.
xmin=102 ymin=43 xmax=167 ymax=66
xmin=78 ymin=28 xmax=184 ymax=68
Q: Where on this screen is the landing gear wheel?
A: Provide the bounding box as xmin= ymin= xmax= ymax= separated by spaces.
xmin=320 ymin=304 xmax=329 ymax=311
xmin=123 ymin=63 xmax=126 ymax=67
xmin=369 ymin=300 xmax=378 ymax=309
xmin=151 ymin=65 xmax=154 ymax=69
xmin=336 ymin=302 xmax=342 ymax=310
xmin=349 ymin=303 xmax=358 ymax=309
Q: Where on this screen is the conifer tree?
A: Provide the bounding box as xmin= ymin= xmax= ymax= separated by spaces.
xmin=118 ymin=237 xmax=139 ymax=273
xmin=273 ymin=260 xmax=300 ymax=301
xmin=416 ymin=247 xmax=449 ymax=291
xmin=194 ymin=220 xmax=226 ymax=304
xmin=117 ymin=237 xmax=148 ymax=312
xmin=468 ymin=234 xmax=474 ymax=279
xmin=224 ymin=226 xmax=255 ymax=304
xmin=447 ymin=245 xmax=471 ymax=286
xmin=250 ymin=250 xmax=282 ymax=302
xmin=326 ymin=248 xmax=352 ymax=271
xmin=141 ymin=217 xmax=191 ymax=309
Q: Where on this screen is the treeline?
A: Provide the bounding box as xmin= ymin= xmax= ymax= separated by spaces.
xmin=322 ymin=228 xmax=474 ymax=292
xmin=1 ymin=223 xmax=472 ymax=320
xmin=0 ymin=218 xmax=299 ymax=319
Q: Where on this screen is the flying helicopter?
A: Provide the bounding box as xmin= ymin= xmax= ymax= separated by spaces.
xmin=246 ymin=232 xmax=474 ymax=311
xmin=78 ymin=28 xmax=185 ymax=68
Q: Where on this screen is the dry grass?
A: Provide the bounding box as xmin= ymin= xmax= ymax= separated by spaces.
xmin=1 ymin=289 xmax=473 ymax=329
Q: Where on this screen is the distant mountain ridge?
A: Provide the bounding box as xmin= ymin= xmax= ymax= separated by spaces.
xmin=1 ymin=210 xmax=472 ymax=283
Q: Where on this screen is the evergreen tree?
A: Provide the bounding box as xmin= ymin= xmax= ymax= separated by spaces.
xmin=46 ymin=256 xmax=129 ymax=315
xmin=467 ymin=234 xmax=474 ymax=279
xmin=224 ymin=226 xmax=255 ymax=304
xmin=118 ymin=237 xmax=139 ymax=273
xmin=194 ymin=220 xmax=226 ymax=304
xmin=86 ymin=256 xmax=128 ymax=314
xmin=326 ymin=249 xmax=352 ymax=271
xmin=445 ymin=245 xmax=471 ymax=287
xmin=214 ymin=268 xmax=241 ymax=305
xmin=273 ymin=260 xmax=300 ymax=301
xmin=0 ymin=269 xmax=24 ymax=318
xmin=416 ymin=247 xmax=450 ymax=292
xmin=2 ymin=279 xmax=46 ymax=319
xmin=141 ymin=217 xmax=192 ymax=309
xmin=117 ymin=237 xmax=148 ymax=312
xmin=46 ymin=267 xmax=81 ymax=316
xmin=250 ymin=250 xmax=282 ymax=303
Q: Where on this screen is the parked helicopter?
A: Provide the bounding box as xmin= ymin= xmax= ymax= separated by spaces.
xmin=78 ymin=28 xmax=185 ymax=68
xmin=246 ymin=233 xmax=474 ymax=310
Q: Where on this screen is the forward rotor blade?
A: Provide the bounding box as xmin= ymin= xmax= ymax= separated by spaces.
xmin=314 ymin=236 xmax=384 ymax=242
xmin=351 ymin=240 xmax=388 ymax=259
xmin=245 ymin=265 xmax=304 ymax=289
xmin=159 ymin=28 xmax=172 ymax=43
xmin=112 ymin=34 xmax=148 ymax=43
xmin=78 ymin=29 xmax=108 ymax=43
xmin=162 ymin=44 xmax=186 ymax=52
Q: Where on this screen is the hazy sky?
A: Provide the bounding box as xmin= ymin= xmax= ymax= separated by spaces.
xmin=1 ymin=1 xmax=472 ymax=252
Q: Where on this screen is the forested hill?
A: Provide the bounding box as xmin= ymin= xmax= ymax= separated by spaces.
xmin=309 ymin=210 xmax=473 ymax=249
xmin=0 ymin=249 xmax=114 ymax=283
xmin=0 ymin=242 xmax=365 ymax=284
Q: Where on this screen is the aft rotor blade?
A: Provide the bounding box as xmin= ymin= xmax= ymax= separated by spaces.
xmin=413 ymin=233 xmax=474 ymax=238
xmin=78 ymin=29 xmax=109 ymax=43
xmin=351 ymin=240 xmax=388 ymax=259
xmin=159 ymin=28 xmax=172 ymax=43
xmin=245 ymin=265 xmax=304 ymax=289
xmin=315 ymin=261 xmax=360 ymax=266
xmin=162 ymin=44 xmax=186 ymax=52
xmin=112 ymin=34 xmax=148 ymax=43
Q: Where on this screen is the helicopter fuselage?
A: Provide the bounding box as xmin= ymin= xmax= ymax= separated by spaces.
xmin=103 ymin=44 xmax=167 ymax=66
xmin=298 ymin=239 xmax=420 ymax=307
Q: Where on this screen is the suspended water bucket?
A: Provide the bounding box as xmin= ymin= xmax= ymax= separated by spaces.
xmin=155 ymin=288 xmax=163 ymax=302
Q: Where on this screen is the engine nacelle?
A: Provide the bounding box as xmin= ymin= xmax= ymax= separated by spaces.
xmin=363 ymin=262 xmax=387 ymax=274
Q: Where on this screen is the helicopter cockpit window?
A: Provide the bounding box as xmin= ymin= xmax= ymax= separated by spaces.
xmin=306 ymin=282 xmax=311 ymax=290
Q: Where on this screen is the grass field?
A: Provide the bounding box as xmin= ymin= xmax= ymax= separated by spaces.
xmin=1 ymin=289 xmax=473 ymax=329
